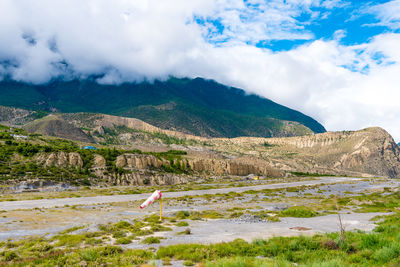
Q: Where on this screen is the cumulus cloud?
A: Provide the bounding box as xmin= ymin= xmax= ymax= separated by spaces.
xmin=1 ymin=0 xmax=400 ymax=140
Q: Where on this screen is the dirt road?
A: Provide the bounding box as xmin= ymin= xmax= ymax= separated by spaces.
xmin=0 ymin=177 xmax=360 ymax=211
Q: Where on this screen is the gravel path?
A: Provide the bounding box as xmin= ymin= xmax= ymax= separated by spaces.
xmin=0 ymin=177 xmax=360 ymax=211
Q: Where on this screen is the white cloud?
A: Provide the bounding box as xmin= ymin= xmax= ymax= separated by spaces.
xmin=196 ymin=0 xmax=349 ymax=44
xmin=366 ymin=0 xmax=400 ymax=29
xmin=333 ymin=29 xmax=347 ymax=41
xmin=1 ymin=0 xmax=400 ymax=141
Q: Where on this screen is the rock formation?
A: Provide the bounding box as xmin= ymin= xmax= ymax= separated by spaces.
xmin=36 ymin=152 xmax=83 ymax=167
xmin=215 ymin=127 xmax=400 ymax=178
xmin=114 ymin=153 xmax=282 ymax=177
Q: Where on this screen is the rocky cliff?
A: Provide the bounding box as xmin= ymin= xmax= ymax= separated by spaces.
xmin=33 ymin=151 xmax=282 ymax=186
xmin=213 ymin=127 xmax=400 ymax=178
xmin=114 ymin=153 xmax=282 ymax=177
xmin=30 ymin=126 xmax=400 ymax=180
xmin=36 ymin=152 xmax=84 ymax=167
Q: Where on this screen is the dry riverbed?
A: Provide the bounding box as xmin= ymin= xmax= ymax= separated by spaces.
xmin=0 ymin=176 xmax=398 ymax=244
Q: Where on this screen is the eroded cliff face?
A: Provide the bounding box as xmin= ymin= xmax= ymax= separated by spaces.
xmin=114 ymin=153 xmax=282 ymax=177
xmin=115 ymin=154 xmax=165 ymax=169
xmin=36 ymin=152 xmax=83 ymax=167
xmin=216 ymin=127 xmax=400 ymax=178
xmin=32 ymin=127 xmax=400 ymax=182
xmin=34 ymin=151 xmax=281 ymax=186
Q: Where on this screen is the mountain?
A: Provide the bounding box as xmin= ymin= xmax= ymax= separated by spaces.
xmin=0 ymin=113 xmax=399 ymax=187
xmin=0 ymin=77 xmax=325 ymax=138
xmin=23 ymin=115 xmax=94 ymax=143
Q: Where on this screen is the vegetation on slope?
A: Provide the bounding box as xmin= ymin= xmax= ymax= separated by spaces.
xmin=0 ymin=77 xmax=325 ymax=138
xmin=0 ymin=124 xmax=189 ymax=184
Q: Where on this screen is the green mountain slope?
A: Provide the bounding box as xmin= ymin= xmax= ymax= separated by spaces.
xmin=0 ymin=77 xmax=326 ymax=138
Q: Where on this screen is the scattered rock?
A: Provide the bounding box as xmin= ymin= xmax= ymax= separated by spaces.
xmin=290 ymin=226 xmax=312 ymax=231
xmin=233 ymin=214 xmax=267 ymax=223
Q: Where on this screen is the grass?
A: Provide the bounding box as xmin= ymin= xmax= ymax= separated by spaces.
xmin=172 ymin=210 xmax=224 ymax=221
xmin=0 ymin=176 xmax=398 ymax=266
xmin=279 ymin=206 xmax=318 ymax=218
xmin=0 ymin=210 xmax=399 ymax=266
xmin=176 ymin=221 xmax=189 ymax=227
xmin=156 ymin=212 xmax=400 ymax=266
xmin=141 ymin=236 xmax=161 ymax=244
xmin=205 ymin=256 xmax=289 ymax=267
xmin=291 ymin=172 xmax=336 ymax=177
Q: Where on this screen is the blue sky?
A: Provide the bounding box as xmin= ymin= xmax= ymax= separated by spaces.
xmin=1 ymin=0 xmax=400 ymax=139
xmin=195 ymin=0 xmax=397 ymax=49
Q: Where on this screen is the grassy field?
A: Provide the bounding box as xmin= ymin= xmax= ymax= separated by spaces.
xmin=0 ymin=188 xmax=399 ymax=266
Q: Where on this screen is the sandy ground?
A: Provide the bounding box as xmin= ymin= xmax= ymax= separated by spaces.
xmin=0 ymin=177 xmax=360 ymax=211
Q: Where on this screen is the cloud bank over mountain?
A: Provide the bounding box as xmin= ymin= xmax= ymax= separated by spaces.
xmin=1 ymin=0 xmax=400 ymax=140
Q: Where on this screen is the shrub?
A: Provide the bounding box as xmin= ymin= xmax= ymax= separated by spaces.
xmin=141 ymin=236 xmax=161 ymax=244
xmin=280 ymin=206 xmax=318 ymax=218
xmin=176 ymin=221 xmax=189 ymax=227
xmin=116 ymin=237 xmax=132 ymax=245
xmin=183 ymin=260 xmax=195 ymax=266
xmin=112 ymin=230 xmax=127 ymax=238
xmin=374 ymin=243 xmax=400 ymax=263
xmin=55 ymin=234 xmax=86 ymax=247
xmin=80 ymin=249 xmax=99 ymax=261
xmin=175 ymin=210 xmax=190 ymax=219
xmin=100 ymin=246 xmax=123 ymax=256
xmin=322 ymin=239 xmax=339 ymax=250
xmin=3 ymin=251 xmax=19 ymax=261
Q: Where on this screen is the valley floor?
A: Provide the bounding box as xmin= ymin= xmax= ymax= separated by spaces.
xmin=0 ymin=176 xmax=399 ymax=266
xmin=0 ymin=177 xmax=360 ymax=211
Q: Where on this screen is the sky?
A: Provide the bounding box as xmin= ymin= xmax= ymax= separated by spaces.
xmin=1 ymin=0 xmax=400 ymax=140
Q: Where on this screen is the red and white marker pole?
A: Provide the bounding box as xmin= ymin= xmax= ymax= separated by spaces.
xmin=140 ymin=190 xmax=163 ymax=220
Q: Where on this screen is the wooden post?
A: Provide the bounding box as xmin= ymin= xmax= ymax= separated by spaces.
xmin=159 ymin=197 xmax=162 ymax=221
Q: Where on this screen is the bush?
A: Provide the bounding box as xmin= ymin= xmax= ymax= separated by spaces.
xmin=100 ymin=246 xmax=123 ymax=256
xmin=183 ymin=260 xmax=195 ymax=266
xmin=175 ymin=211 xmax=190 ymax=219
xmin=114 ymin=221 xmax=132 ymax=229
xmin=80 ymin=249 xmax=99 ymax=262
xmin=116 ymin=237 xmax=132 ymax=245
xmin=176 ymin=221 xmax=189 ymax=227
xmin=141 ymin=236 xmax=161 ymax=244
xmin=374 ymin=243 xmax=400 ymax=263
xmin=3 ymin=251 xmax=19 ymax=261
xmin=280 ymin=206 xmax=318 ymax=218
xmin=112 ymin=230 xmax=127 ymax=238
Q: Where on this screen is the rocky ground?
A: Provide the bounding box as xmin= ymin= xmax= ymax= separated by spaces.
xmin=0 ymin=177 xmax=398 ymax=242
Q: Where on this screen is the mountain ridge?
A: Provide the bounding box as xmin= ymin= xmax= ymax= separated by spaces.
xmin=0 ymin=77 xmax=325 ymax=138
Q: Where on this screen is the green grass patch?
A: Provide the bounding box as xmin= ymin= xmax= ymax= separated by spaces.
xmin=279 ymin=206 xmax=318 ymax=218
xmin=176 ymin=221 xmax=189 ymax=227
xmin=141 ymin=236 xmax=161 ymax=244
